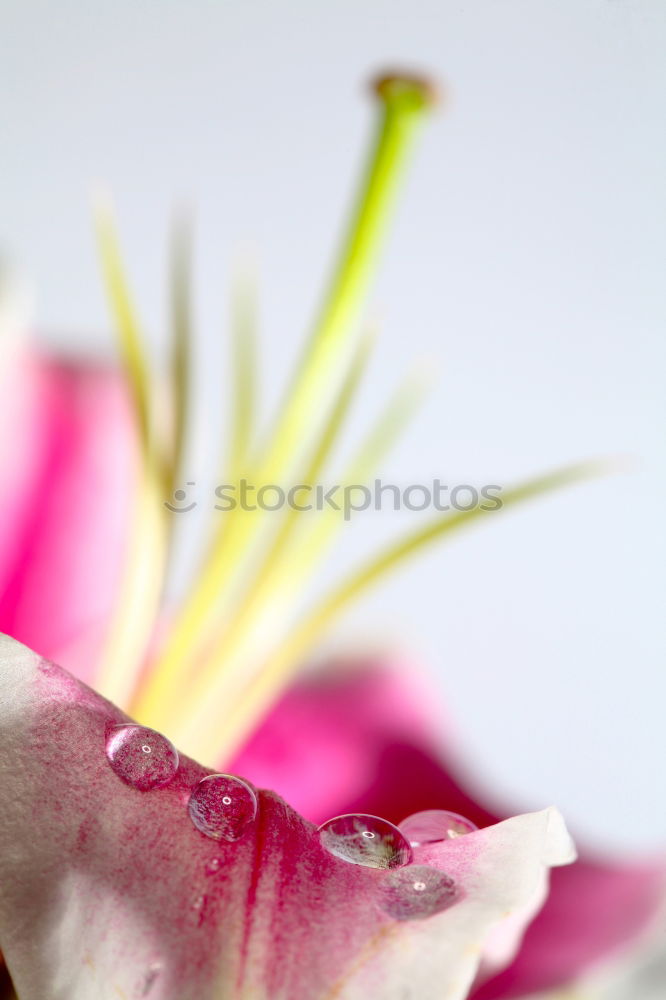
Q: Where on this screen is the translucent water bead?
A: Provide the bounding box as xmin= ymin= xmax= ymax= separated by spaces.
xmin=139 ymin=963 xmax=162 ymax=997
xmin=105 ymin=724 xmax=179 ymax=791
xmin=188 ymin=774 xmax=257 ymax=842
xmin=380 ymin=865 xmax=459 ymax=921
xmin=399 ymin=810 xmax=477 ymax=847
xmin=318 ymin=814 xmax=412 ymax=870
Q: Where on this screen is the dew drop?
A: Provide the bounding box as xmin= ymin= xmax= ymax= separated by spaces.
xmin=205 ymin=857 xmax=222 ymax=875
xmin=379 ymin=865 xmax=459 ymax=921
xmin=399 ymin=809 xmax=478 ymax=847
xmin=317 ymin=814 xmax=412 ymax=870
xmin=105 ymin=725 xmax=179 ymax=791
xmin=188 ymin=774 xmax=257 ymax=842
xmin=140 ymin=962 xmax=162 ymax=997
xmin=192 ymin=893 xmax=208 ymax=927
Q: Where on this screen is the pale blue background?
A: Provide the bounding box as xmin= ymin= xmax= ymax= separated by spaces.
xmin=1 ymin=0 xmax=664 ymax=852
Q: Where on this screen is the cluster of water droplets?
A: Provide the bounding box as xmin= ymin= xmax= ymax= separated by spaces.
xmin=104 ymin=725 xmax=258 ymax=847
xmin=317 ymin=809 xmax=477 ymax=921
xmin=104 ymin=723 xmax=476 ymax=923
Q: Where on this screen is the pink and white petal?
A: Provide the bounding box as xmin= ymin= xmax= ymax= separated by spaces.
xmin=237 ymin=660 xmax=666 ymax=998
xmin=0 ymin=635 xmax=574 ymax=1000
xmin=516 ymin=921 xmax=666 ymax=1000
xmin=577 ymin=914 xmax=666 ymax=1000
xmin=0 ymin=351 xmax=136 ymax=684
xmin=473 ymin=857 xmax=666 ymax=999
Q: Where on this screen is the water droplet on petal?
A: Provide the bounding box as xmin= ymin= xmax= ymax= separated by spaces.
xmin=188 ymin=774 xmax=257 ymax=841
xmin=380 ymin=865 xmax=459 ymax=920
xmin=399 ymin=809 xmax=477 ymax=846
xmin=192 ymin=893 xmax=208 ymax=927
xmin=318 ymin=814 xmax=412 ymax=870
xmin=105 ymin=725 xmax=179 ymax=791
xmin=140 ymin=962 xmax=162 ymax=996
xmin=205 ymin=857 xmax=222 ymax=875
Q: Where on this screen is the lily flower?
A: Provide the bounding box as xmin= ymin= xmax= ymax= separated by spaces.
xmin=0 ymin=633 xmax=576 ymax=1000
xmin=0 ymin=70 xmax=661 ymax=998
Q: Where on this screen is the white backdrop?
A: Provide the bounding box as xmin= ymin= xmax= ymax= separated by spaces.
xmin=1 ymin=0 xmax=664 ymax=852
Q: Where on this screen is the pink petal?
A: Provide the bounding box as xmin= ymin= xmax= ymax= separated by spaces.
xmin=231 ymin=657 xmax=495 ymax=827
xmin=234 ymin=660 xmax=666 ymax=996
xmin=0 ymin=635 xmax=575 ymax=1000
xmin=471 ymin=861 xmax=666 ymax=999
xmin=0 ymin=350 xmax=136 ymax=683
